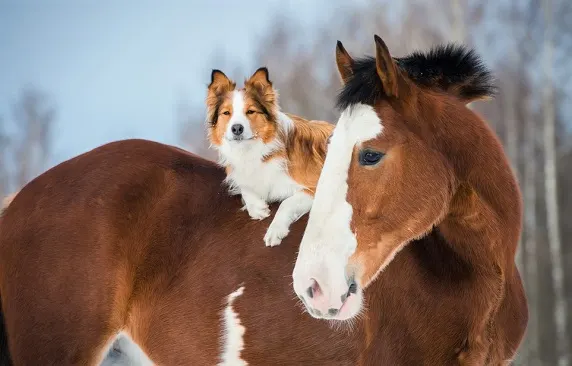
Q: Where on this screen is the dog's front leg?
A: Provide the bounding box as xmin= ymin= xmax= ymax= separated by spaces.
xmin=264 ymin=191 xmax=313 ymax=247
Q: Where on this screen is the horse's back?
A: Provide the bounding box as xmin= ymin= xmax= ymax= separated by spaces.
xmin=0 ymin=139 xmax=225 ymax=274
xmin=1 ymin=139 xmax=225 ymax=249
xmin=0 ymin=139 xmax=228 ymax=365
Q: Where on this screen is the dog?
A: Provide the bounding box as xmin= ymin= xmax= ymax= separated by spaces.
xmin=206 ymin=67 xmax=333 ymax=246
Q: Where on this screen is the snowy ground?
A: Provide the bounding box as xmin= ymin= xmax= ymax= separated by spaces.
xmin=100 ymin=335 xmax=153 ymax=366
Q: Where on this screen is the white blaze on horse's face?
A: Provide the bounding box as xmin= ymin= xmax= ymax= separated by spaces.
xmin=292 ymin=104 xmax=382 ymax=320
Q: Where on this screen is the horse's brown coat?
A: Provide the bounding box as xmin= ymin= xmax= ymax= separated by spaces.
xmin=0 ymin=138 xmax=527 ymax=365
xmin=294 ymin=37 xmax=527 ymax=364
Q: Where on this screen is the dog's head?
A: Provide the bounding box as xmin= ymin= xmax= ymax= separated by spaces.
xmin=206 ymin=68 xmax=280 ymax=150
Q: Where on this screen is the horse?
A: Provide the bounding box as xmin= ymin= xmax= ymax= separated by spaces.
xmin=0 ymin=37 xmax=527 ymax=366
xmin=292 ymin=36 xmax=528 ymax=364
xmin=0 ymin=140 xmax=366 ymax=366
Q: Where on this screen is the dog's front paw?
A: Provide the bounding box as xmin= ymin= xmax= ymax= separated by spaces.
xmin=264 ymin=222 xmax=289 ymax=247
xmin=243 ymin=202 xmax=270 ymax=220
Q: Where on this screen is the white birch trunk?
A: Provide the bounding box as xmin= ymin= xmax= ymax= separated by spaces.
xmin=450 ymin=0 xmax=474 ymax=112
xmin=523 ymin=94 xmax=540 ymax=365
xmin=542 ymin=0 xmax=569 ymax=364
xmin=502 ymin=70 xmax=521 ymax=266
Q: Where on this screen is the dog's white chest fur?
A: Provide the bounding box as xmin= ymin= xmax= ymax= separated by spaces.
xmin=216 ymin=138 xmax=313 ymax=247
xmin=228 ymin=157 xmax=302 ymax=202
xmin=219 ymin=140 xmax=303 ymax=202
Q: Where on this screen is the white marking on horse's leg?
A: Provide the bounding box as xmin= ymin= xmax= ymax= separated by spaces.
xmin=219 ymin=286 xmax=248 ymax=366
xmin=99 ymin=331 xmax=154 ymax=366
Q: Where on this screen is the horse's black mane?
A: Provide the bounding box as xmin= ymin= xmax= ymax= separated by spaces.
xmin=336 ymin=43 xmax=496 ymax=110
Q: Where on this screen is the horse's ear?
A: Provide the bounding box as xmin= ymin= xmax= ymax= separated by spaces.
xmin=374 ymin=35 xmax=404 ymax=98
xmin=335 ymin=40 xmax=354 ymax=85
xmin=208 ymin=69 xmax=235 ymax=95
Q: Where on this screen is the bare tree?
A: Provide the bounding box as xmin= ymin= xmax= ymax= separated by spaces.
xmin=11 ymin=87 xmax=55 ymax=189
xmin=542 ymin=0 xmax=569 ymax=364
xmin=176 ymin=94 xmax=216 ymax=161
xmin=501 ymin=1 xmax=542 ymax=362
xmin=450 ymin=0 xmax=467 ymax=44
xmin=522 ymin=91 xmax=541 ymax=365
xmin=0 ymin=117 xmax=9 ymax=196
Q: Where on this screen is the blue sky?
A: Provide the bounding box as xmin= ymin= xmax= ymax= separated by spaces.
xmin=0 ymin=0 xmax=332 ymax=167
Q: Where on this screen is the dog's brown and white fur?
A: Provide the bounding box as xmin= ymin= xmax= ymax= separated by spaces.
xmin=206 ymin=67 xmax=333 ymax=246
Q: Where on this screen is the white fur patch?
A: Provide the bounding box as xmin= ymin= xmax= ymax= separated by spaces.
xmin=264 ymin=190 xmax=313 ymax=247
xmin=292 ymin=104 xmax=382 ymax=316
xmin=219 ymin=286 xmax=247 ymax=366
xmin=276 ymin=111 xmax=294 ymax=133
xmin=219 ymin=144 xmax=301 ymax=204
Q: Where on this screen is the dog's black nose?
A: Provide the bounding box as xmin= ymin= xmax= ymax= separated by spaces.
xmin=231 ymin=124 xmax=244 ymax=136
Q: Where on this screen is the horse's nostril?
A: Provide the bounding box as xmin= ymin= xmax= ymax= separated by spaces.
xmin=306 ymin=278 xmax=322 ymax=299
xmin=341 ymin=279 xmax=358 ymax=303
xmin=348 ymin=280 xmax=357 ymax=294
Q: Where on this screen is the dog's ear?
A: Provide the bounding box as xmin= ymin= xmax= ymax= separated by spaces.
xmin=245 ymin=67 xmax=277 ymax=105
xmin=208 ymin=69 xmax=235 ymax=96
xmin=247 ymin=67 xmax=272 ymax=89
xmin=206 ymin=69 xmax=235 ymax=125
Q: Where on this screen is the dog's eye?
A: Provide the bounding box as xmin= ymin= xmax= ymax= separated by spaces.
xmin=246 ymin=110 xmax=256 ymax=115
xmin=222 ymin=111 xmax=230 ymax=116
xmin=358 ymin=149 xmax=384 ymax=166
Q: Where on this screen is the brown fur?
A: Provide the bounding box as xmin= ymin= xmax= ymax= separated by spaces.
xmin=0 ymin=193 xmax=16 ymax=215
xmin=206 ymin=69 xmax=334 ymax=195
xmin=331 ymin=36 xmax=527 ymax=364
xmin=274 ymin=114 xmax=333 ymax=193
xmin=0 ymin=137 xmax=527 ymax=365
xmin=207 ymin=69 xmax=280 ymax=146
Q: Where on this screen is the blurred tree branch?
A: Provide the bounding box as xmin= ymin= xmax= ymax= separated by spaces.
xmin=1 ymin=87 xmax=55 ymax=196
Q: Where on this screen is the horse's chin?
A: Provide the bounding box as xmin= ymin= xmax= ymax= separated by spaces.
xmin=334 ymin=290 xmax=364 ymax=321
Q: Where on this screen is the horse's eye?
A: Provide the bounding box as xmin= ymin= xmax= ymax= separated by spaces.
xmin=359 ymin=150 xmax=384 ymax=166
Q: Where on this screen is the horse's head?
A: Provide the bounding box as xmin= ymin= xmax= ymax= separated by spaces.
xmin=292 ymin=35 xmax=496 ymax=320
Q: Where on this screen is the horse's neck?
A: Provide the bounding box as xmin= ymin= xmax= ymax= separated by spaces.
xmin=438 ymin=182 xmax=516 ymax=272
